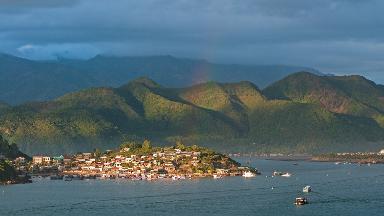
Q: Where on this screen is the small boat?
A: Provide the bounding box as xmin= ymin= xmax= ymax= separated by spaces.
xmin=72 ymin=175 xmax=84 ymax=180
xmin=294 ymin=197 xmax=308 ymax=205
xmin=50 ymin=175 xmax=63 ymax=180
xmin=63 ymin=175 xmax=72 ymax=181
xmin=172 ymin=176 xmax=180 ymax=180
xmin=281 ymin=173 xmax=292 ymax=177
xmin=303 ymin=185 xmax=312 ymax=193
xmin=213 ymin=174 xmax=222 ymax=179
xmin=273 ymin=171 xmax=283 ymax=176
xmin=242 ymin=171 xmax=256 ymax=178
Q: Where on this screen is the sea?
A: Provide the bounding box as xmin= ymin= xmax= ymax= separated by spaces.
xmin=1 ymin=158 xmax=384 ymax=216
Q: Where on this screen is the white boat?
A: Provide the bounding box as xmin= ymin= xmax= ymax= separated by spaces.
xmin=172 ymin=176 xmax=179 ymax=180
xmin=242 ymin=171 xmax=256 ymax=178
xmin=213 ymin=174 xmax=222 ymax=179
xmin=281 ymin=173 xmax=292 ymax=177
xmin=303 ymin=185 xmax=312 ymax=193
xmin=273 ymin=171 xmax=283 ymax=176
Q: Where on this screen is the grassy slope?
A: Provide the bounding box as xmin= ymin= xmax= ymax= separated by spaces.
xmin=1 ymin=75 xmax=384 ymax=154
xmin=263 ymin=72 xmax=384 ymax=125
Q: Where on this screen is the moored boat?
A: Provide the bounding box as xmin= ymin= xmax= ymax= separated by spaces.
xmin=294 ymin=197 xmax=308 ymax=205
xmin=281 ymin=173 xmax=292 ymax=177
xmin=242 ymin=171 xmax=256 ymax=178
xmin=50 ymin=175 xmax=63 ymax=180
xmin=213 ymin=174 xmax=223 ymax=179
xmin=303 ymin=185 xmax=312 ymax=193
xmin=63 ymin=175 xmax=72 ymax=181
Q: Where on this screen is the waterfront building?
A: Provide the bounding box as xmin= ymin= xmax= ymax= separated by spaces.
xmin=33 ymin=156 xmax=44 ymax=164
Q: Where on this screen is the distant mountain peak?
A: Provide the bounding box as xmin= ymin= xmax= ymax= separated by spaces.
xmin=125 ymin=76 xmax=161 ymax=88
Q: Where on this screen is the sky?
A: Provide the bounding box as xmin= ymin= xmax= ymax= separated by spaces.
xmin=0 ymin=0 xmax=384 ymax=82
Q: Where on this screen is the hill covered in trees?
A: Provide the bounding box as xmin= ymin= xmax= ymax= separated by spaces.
xmin=1 ymin=73 xmax=384 ymax=155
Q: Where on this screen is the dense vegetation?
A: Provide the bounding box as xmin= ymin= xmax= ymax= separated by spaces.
xmin=264 ymin=72 xmax=384 ymax=126
xmin=0 ymin=159 xmax=18 ymax=183
xmin=0 ymin=136 xmax=27 ymax=184
xmin=0 ymin=53 xmax=317 ymax=104
xmin=0 ymin=135 xmax=27 ymax=159
xmin=1 ymin=72 xmax=384 ymax=155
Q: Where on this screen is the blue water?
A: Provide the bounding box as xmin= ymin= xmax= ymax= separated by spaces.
xmin=1 ymin=159 xmax=384 ymax=216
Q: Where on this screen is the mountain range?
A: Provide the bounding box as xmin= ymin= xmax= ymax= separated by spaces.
xmin=0 ymin=53 xmax=318 ymax=104
xmin=0 ymin=72 xmax=383 ymax=155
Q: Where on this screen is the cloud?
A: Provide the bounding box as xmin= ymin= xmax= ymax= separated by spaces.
xmin=16 ymin=43 xmax=99 ymax=59
xmin=0 ymin=0 xmax=79 ymax=8
xmin=0 ymin=0 xmax=383 ymax=82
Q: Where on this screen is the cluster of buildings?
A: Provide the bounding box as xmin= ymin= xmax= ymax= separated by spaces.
xmin=30 ymin=147 xmax=245 ymax=180
xmin=336 ymin=149 xmax=384 ymax=156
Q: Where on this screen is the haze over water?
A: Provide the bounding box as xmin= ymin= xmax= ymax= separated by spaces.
xmin=1 ymin=159 xmax=383 ymax=216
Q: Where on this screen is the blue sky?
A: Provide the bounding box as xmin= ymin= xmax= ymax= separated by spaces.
xmin=1 ymin=0 xmax=384 ymax=82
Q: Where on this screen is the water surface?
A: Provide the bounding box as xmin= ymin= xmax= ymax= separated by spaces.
xmin=1 ymin=159 xmax=384 ymax=216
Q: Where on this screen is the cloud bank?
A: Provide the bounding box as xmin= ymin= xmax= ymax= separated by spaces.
xmin=0 ymin=0 xmax=383 ymax=82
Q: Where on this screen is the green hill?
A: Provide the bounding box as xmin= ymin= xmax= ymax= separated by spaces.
xmin=1 ymin=75 xmax=384 ymax=155
xmin=263 ymin=72 xmax=384 ymax=126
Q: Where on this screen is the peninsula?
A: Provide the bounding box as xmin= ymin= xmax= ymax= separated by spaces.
xmin=27 ymin=140 xmax=258 ymax=181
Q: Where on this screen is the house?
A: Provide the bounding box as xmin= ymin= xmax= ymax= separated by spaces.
xmin=42 ymin=156 xmax=51 ymax=164
xmin=83 ymin=153 xmax=92 ymax=160
xmin=63 ymin=156 xmax=72 ymax=165
xmin=33 ymin=156 xmax=44 ymax=164
xmin=14 ymin=157 xmax=26 ymax=163
xmin=52 ymin=155 xmax=64 ymax=164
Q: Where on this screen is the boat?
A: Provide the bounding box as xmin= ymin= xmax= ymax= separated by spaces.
xmin=281 ymin=173 xmax=292 ymax=177
xmin=303 ymin=185 xmax=312 ymax=193
xmin=273 ymin=171 xmax=283 ymax=176
xmin=63 ymin=175 xmax=72 ymax=181
xmin=213 ymin=174 xmax=223 ymax=179
xmin=294 ymin=197 xmax=308 ymax=205
xmin=72 ymin=175 xmax=84 ymax=180
xmin=242 ymin=171 xmax=256 ymax=178
xmin=50 ymin=175 xmax=63 ymax=180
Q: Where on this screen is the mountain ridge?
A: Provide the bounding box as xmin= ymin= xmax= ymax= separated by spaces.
xmin=1 ymin=73 xmax=384 ymax=155
xmin=0 ymin=53 xmax=319 ymax=104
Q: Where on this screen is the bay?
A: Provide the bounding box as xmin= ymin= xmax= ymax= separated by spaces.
xmin=1 ymin=159 xmax=384 ymax=216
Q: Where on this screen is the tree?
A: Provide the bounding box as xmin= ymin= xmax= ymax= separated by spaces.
xmin=175 ymin=140 xmax=186 ymax=150
xmin=94 ymin=148 xmax=102 ymax=159
xmin=142 ymin=140 xmax=152 ymax=152
xmin=120 ymin=141 xmax=141 ymax=150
